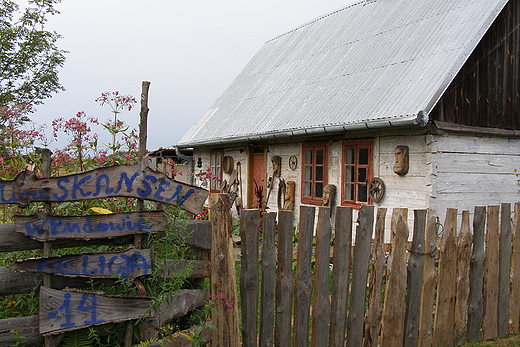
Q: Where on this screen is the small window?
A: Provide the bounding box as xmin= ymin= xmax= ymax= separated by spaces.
xmin=342 ymin=141 xmax=373 ymax=207
xmin=210 ymin=151 xmax=223 ymax=192
xmin=301 ymin=144 xmax=328 ymax=204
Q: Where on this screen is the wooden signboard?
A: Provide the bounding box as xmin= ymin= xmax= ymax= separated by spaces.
xmin=10 ymin=249 xmax=151 ymax=281
xmin=0 ymin=162 xmax=208 ymax=214
xmin=15 ymin=210 xmax=165 ymax=241
xmin=39 ymin=287 xmax=152 ymax=335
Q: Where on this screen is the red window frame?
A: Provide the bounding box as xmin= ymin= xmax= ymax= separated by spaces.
xmin=210 ymin=150 xmax=223 ymax=193
xmin=341 ymin=141 xmax=373 ymax=207
xmin=301 ymin=144 xmax=328 ymax=205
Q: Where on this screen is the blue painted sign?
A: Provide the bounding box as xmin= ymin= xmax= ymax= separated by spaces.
xmin=1 ymin=162 xmax=208 ymax=214
xmin=39 ymin=287 xmax=152 ymax=335
xmin=11 ymin=249 xmax=152 ymax=280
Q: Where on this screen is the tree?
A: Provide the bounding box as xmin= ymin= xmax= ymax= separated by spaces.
xmin=0 ymin=0 xmax=66 ymax=108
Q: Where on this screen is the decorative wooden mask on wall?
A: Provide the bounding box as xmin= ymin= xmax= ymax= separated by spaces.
xmin=271 ymin=155 xmax=281 ymax=177
xmin=393 ymin=145 xmax=409 ymax=176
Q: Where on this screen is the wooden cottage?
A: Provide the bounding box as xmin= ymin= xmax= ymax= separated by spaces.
xmin=177 ymin=0 xmax=520 ymax=224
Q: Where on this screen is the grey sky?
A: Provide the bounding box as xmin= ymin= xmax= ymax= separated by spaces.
xmin=32 ymin=1 xmax=357 ymax=150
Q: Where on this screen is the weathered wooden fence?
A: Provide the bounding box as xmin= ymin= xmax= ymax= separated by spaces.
xmin=0 ymin=160 xmax=212 ymax=347
xmin=235 ymin=202 xmax=520 ymax=347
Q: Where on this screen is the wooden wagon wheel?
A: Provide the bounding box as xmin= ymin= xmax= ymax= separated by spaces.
xmin=369 ymin=177 xmax=385 ymax=203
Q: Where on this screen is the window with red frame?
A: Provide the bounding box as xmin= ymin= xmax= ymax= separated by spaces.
xmin=342 ymin=141 xmax=373 ymax=207
xmin=301 ymin=144 xmax=328 ymax=204
xmin=210 ymin=151 xmax=223 ymax=192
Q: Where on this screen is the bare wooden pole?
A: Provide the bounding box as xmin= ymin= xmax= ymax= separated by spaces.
xmin=129 ymin=81 xmax=151 ymax=347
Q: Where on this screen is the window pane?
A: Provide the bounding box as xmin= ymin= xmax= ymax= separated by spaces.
xmin=358 ymin=168 xmax=367 ymax=183
xmin=345 ymin=166 xmax=354 ymax=183
xmin=316 ymin=166 xmax=323 ymax=181
xmin=316 ymin=149 xmax=324 ymax=165
xmin=305 ymin=150 xmax=313 ymax=164
xmin=315 ymin=182 xmax=323 ymax=198
xmin=345 ymin=183 xmax=354 ymax=200
xmin=358 ymin=184 xmax=368 ymax=202
xmin=304 ymin=182 xmax=312 ymax=197
xmin=345 ymin=148 xmax=354 ymax=164
xmin=304 ymin=166 xmax=312 ymax=181
xmin=359 ymin=148 xmax=369 ymax=165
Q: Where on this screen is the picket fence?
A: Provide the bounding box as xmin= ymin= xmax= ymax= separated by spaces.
xmin=228 ymin=201 xmax=520 ymax=347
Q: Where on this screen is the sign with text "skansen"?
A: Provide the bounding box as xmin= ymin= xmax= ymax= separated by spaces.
xmin=0 ymin=162 xmax=208 ymax=214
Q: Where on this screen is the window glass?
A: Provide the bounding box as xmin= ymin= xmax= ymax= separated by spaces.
xmin=316 ymin=149 xmax=324 ymax=165
xmin=342 ymin=142 xmax=372 ymax=207
xmin=305 ymin=150 xmax=313 ymax=164
xmin=301 ymin=144 xmax=327 ymax=204
xmin=345 ymin=148 xmax=355 ymax=164
xmin=359 ymin=148 xmax=369 ymax=165
xmin=315 ymin=182 xmax=323 ymax=198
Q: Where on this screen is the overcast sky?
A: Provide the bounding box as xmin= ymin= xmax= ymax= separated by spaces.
xmin=32 ymin=1 xmax=358 ymax=150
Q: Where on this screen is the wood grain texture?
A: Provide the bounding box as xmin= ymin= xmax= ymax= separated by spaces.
xmin=483 ymin=205 xmax=500 ymax=340
xmin=311 ymin=207 xmax=332 ymax=346
xmin=363 ymin=208 xmax=385 ymax=347
xmin=433 ymin=208 xmax=458 ymax=347
xmin=275 ymin=210 xmax=294 ymax=347
xmin=403 ymin=209 xmax=427 ymax=347
xmin=380 ymin=208 xmax=409 ymax=347
xmin=510 ymin=203 xmax=520 ymax=334
xmin=330 ymin=207 xmax=353 ymax=347
xmin=346 ymin=205 xmax=374 ymax=347
xmin=455 ymin=210 xmax=472 ymax=345
xmin=293 ymin=206 xmax=315 ymax=347
xmin=259 ymin=212 xmax=276 ymax=347
xmin=498 ymin=203 xmax=512 ymax=337
xmin=239 ymin=209 xmax=260 ymax=347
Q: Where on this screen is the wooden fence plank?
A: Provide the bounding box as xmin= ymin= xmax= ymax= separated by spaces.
xmin=293 ymin=206 xmax=315 ymax=346
xmin=455 ymin=210 xmax=472 ymax=345
xmin=153 ymin=289 xmax=209 ymax=327
xmin=467 ymin=206 xmax=487 ymax=342
xmin=209 ymin=194 xmax=240 ymax=347
xmin=260 ymin=212 xmax=276 ymax=347
xmin=380 ymin=208 xmax=409 ymax=347
xmin=330 ymin=206 xmax=353 ymax=347
xmin=346 ymin=205 xmax=374 ymax=347
xmin=483 ymin=205 xmax=500 ymax=340
xmin=510 ymin=203 xmax=520 ymax=334
xmin=240 ymin=209 xmax=260 ymax=347
xmin=275 ymin=210 xmax=294 ymax=347
xmin=418 ymin=209 xmax=438 ymax=347
xmin=363 ymin=207 xmax=386 ymax=347
xmin=498 ymin=203 xmax=512 ymax=337
xmin=433 ymin=208 xmax=458 ymax=346
xmin=311 ymin=207 xmax=332 ymax=347
xmin=404 ymin=209 xmax=427 ymax=347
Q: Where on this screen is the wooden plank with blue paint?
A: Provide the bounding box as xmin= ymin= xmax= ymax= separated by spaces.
xmin=0 ymin=162 xmax=208 ymax=214
xmin=10 ymin=249 xmax=152 ymax=281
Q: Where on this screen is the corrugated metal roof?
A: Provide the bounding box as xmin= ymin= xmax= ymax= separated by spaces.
xmin=178 ymin=0 xmax=508 ymax=147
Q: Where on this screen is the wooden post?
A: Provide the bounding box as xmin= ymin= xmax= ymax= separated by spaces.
xmin=275 ymin=210 xmax=294 ymax=346
xmin=135 ymin=81 xmax=151 ymax=346
xmin=311 ymin=207 xmax=332 ymax=346
xmin=433 ymin=208 xmax=458 ymax=347
xmin=455 ymin=210 xmax=472 ymax=345
xmin=260 ymin=212 xmax=276 ymax=347
xmin=510 ymin=203 xmax=520 ymax=334
xmin=404 ymin=209 xmax=427 ymax=347
xmin=240 ymin=209 xmax=260 ymax=347
xmin=498 ymin=203 xmax=512 ymax=337
xmin=330 ymin=206 xmax=353 ymax=347
xmin=293 ymin=206 xmax=315 ymax=346
xmin=380 ymin=208 xmax=409 ymax=347
xmin=210 ymin=194 xmax=240 ymax=347
xmin=346 ymin=205 xmax=374 ymax=347
xmin=467 ymin=206 xmax=486 ymax=342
